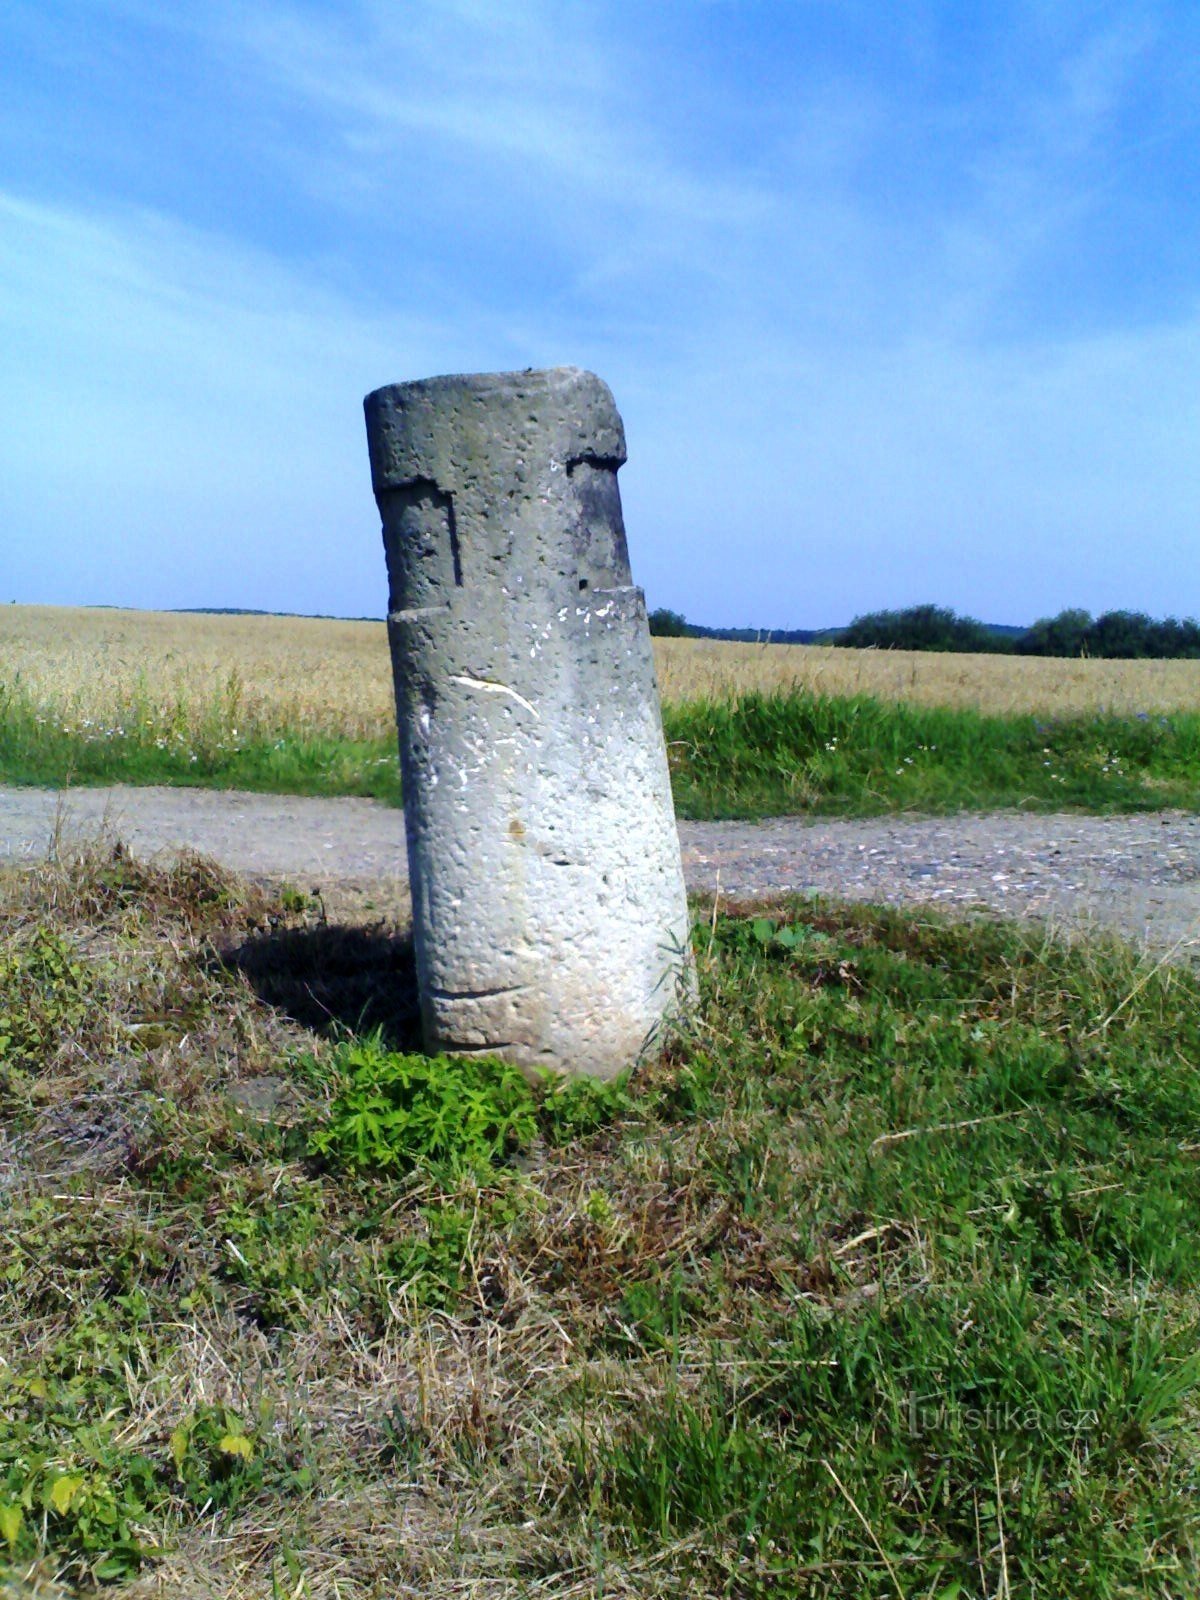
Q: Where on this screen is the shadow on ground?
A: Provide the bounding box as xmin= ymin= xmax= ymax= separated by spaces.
xmin=221 ymin=923 xmax=423 ymax=1050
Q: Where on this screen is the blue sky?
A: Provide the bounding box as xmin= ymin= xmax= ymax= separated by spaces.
xmin=3 ymin=1 xmax=1200 ymax=628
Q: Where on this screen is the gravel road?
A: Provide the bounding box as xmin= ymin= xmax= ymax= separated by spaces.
xmin=3 ymin=782 xmax=1199 ymax=954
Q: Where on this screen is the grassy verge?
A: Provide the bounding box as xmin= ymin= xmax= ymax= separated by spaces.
xmin=4 ymin=680 xmax=1200 ymax=817
xmin=664 ymin=689 xmax=1200 ymax=816
xmin=0 ymin=682 xmax=402 ymax=803
xmin=3 ymin=848 xmax=1200 ymax=1595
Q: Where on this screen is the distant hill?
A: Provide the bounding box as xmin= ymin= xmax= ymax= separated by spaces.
xmin=170 ymin=607 xmax=384 ymax=622
xmin=110 ymin=604 xmax=1188 ymax=660
xmin=143 ymin=604 xmax=1030 ymax=647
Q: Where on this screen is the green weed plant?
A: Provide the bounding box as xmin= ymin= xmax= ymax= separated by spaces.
xmin=308 ymin=1034 xmax=634 ymax=1179
xmin=307 ymin=1038 xmax=537 ymax=1179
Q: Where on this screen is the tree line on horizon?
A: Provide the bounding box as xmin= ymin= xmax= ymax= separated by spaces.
xmin=648 ymin=603 xmax=1200 ymax=659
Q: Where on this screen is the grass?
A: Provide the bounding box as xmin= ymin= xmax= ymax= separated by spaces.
xmin=4 ymin=669 xmax=1200 ymax=818
xmin=14 ymin=605 xmax=1200 ymax=720
xmin=665 ymin=689 xmax=1200 ymax=816
xmin=5 ymin=605 xmax=1200 ymax=817
xmin=0 ymin=680 xmax=403 ymax=802
xmin=653 ymin=632 xmax=1200 ymax=716
xmin=3 ymin=844 xmax=1200 ymax=1596
xmin=5 ymin=604 xmax=1200 ymax=817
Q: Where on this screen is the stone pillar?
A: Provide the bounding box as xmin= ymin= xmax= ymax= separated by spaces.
xmin=363 ymin=366 xmax=691 ymax=1080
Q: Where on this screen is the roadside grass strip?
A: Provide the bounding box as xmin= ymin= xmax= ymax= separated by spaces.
xmin=1 ymin=848 xmax=1200 ymax=1594
xmin=663 ymin=689 xmax=1200 ymax=817
xmin=5 ymin=676 xmax=1200 ymax=818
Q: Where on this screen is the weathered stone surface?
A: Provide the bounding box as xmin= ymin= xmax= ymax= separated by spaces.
xmin=363 ymin=366 xmax=692 ymax=1079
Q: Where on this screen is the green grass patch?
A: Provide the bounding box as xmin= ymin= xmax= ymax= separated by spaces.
xmin=4 ymin=849 xmax=1200 ymax=1593
xmin=665 ymin=688 xmax=1200 ymax=816
xmin=564 ymin=904 xmax=1200 ymax=1594
xmin=0 ymin=679 xmax=401 ymax=802
xmin=4 ymin=677 xmax=1200 ymax=816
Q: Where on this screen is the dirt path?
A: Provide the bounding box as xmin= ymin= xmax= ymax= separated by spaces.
xmin=3 ymin=782 xmax=1199 ymax=953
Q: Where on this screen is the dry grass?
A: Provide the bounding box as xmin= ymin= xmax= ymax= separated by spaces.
xmin=652 ymin=634 xmax=1200 ymax=713
xmin=0 ymin=843 xmax=734 ymax=1598
xmin=7 ymin=607 xmax=1200 ymax=739
xmin=0 ymin=607 xmax=395 ymax=742
xmin=6 ymin=845 xmax=1200 ymax=1595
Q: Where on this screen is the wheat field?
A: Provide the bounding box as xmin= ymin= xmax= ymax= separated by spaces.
xmin=3 ymin=605 xmax=1200 ymax=740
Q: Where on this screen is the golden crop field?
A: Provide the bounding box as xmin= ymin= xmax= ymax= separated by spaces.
xmin=4 ymin=604 xmax=1200 ymax=740
xmin=1 ymin=606 xmax=396 ymax=740
xmin=655 ymin=636 xmax=1200 ymax=715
